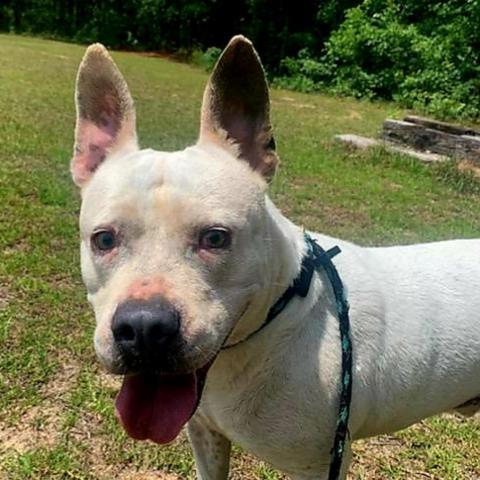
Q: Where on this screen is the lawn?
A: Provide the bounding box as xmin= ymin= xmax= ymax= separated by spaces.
xmin=0 ymin=34 xmax=479 ymax=479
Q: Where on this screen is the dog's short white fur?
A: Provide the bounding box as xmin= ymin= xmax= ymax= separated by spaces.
xmin=70 ymin=36 xmax=480 ymax=479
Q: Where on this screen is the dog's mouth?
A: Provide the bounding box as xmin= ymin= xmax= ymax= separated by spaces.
xmin=114 ymin=302 xmax=252 ymax=443
xmin=115 ymin=361 xmax=212 ymax=444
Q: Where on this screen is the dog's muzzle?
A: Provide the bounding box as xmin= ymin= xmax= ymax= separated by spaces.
xmin=110 ymin=295 xmax=214 ymax=445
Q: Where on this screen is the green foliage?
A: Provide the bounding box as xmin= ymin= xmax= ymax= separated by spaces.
xmin=0 ymin=0 xmax=358 ymax=71
xmin=276 ymin=1 xmax=480 ymax=120
xmin=274 ymin=49 xmax=327 ymax=93
xmin=191 ymin=46 xmax=221 ymax=72
xmin=2 ymin=1 xmax=480 ymax=119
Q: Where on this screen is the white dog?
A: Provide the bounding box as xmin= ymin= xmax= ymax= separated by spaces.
xmin=70 ymin=35 xmax=480 ymax=479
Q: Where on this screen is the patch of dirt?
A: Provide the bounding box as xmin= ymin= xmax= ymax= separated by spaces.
xmin=118 ymin=471 xmax=179 ymax=480
xmin=273 ymin=97 xmax=316 ymax=109
xmin=37 ymin=51 xmax=68 ymax=60
xmin=0 ymin=404 xmax=61 ymax=453
xmin=350 ymin=434 xmax=429 ymax=479
xmin=2 ymin=239 xmax=30 ymax=256
xmin=346 ymin=110 xmax=363 ymax=120
xmin=44 ymin=359 xmax=80 ymax=397
xmin=97 ymin=369 xmax=122 ymax=390
xmin=0 ymin=359 xmax=79 ymax=454
xmin=0 ymin=281 xmax=12 ymax=309
xmin=80 ymin=427 xmax=187 ymax=480
xmin=458 ymin=160 xmax=480 ymax=178
xmin=291 ymin=103 xmax=316 ymax=109
xmin=383 ymin=179 xmax=404 ymax=191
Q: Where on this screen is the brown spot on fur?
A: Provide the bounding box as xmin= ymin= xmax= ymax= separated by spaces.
xmin=124 ymin=277 xmax=173 ymax=301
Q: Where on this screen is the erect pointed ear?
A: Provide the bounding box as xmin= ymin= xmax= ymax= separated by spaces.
xmin=199 ymin=35 xmax=278 ymax=181
xmin=71 ymin=44 xmax=137 ymax=187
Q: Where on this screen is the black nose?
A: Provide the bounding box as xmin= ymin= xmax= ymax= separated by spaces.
xmin=112 ymin=296 xmax=180 ymax=362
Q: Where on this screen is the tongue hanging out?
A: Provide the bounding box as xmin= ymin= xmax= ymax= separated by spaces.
xmin=116 ymin=372 xmax=200 ymax=444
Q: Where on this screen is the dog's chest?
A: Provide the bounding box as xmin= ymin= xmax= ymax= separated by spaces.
xmin=199 ymin=352 xmax=338 ymax=473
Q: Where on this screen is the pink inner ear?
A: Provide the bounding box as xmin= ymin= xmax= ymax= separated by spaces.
xmin=72 ymin=115 xmax=117 ymax=185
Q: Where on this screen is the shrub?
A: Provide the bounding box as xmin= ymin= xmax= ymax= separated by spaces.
xmin=275 ymin=1 xmax=480 ymax=120
xmin=196 ymin=46 xmax=222 ymax=72
xmin=274 ymin=50 xmax=327 ymax=93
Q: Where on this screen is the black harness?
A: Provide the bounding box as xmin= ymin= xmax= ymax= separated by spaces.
xmin=223 ymin=233 xmax=353 ymax=480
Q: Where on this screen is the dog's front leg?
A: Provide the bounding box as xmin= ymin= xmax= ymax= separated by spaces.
xmin=187 ymin=415 xmax=231 ymax=479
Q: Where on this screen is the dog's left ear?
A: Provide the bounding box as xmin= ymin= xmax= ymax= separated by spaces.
xmin=71 ymin=44 xmax=138 ymax=187
xmin=199 ymin=35 xmax=278 ymax=181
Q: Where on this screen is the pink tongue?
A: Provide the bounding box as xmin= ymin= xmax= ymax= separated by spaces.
xmin=116 ymin=373 xmax=197 ymax=444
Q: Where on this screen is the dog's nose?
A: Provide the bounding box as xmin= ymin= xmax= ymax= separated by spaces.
xmin=112 ymin=296 xmax=180 ymax=359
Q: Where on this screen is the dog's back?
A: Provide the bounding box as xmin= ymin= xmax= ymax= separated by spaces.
xmin=326 ymin=236 xmax=480 ymax=437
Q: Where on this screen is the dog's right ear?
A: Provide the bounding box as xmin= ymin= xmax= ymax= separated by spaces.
xmin=199 ymin=35 xmax=278 ymax=181
xmin=71 ymin=44 xmax=137 ymax=187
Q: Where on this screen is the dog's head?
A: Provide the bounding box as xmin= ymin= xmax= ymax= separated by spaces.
xmin=71 ymin=36 xmax=283 ymax=443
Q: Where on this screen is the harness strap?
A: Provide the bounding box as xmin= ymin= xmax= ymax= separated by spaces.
xmin=221 ymin=236 xmax=320 ymax=350
xmin=221 ymin=233 xmax=353 ymax=480
xmin=307 ymin=236 xmax=353 ymax=480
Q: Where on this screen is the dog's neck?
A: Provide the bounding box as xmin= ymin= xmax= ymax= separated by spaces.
xmin=223 ymin=196 xmax=308 ymax=347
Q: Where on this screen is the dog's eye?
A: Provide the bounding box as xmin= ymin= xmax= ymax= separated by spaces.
xmin=91 ymin=229 xmax=118 ymax=252
xmin=199 ymin=228 xmax=231 ymax=250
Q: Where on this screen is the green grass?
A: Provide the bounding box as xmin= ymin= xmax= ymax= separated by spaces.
xmin=0 ymin=34 xmax=479 ymax=479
